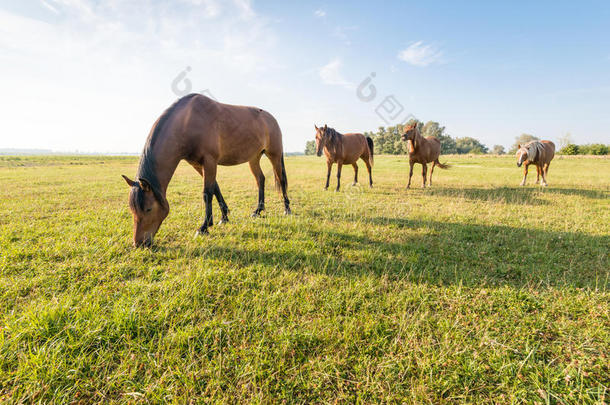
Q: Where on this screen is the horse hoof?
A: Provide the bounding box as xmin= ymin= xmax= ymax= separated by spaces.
xmin=351 ymin=182 xmax=357 ymax=186
xmin=284 ymin=208 xmax=292 ymax=215
xmin=251 ymin=211 xmax=261 ymax=218
xmin=194 ymin=229 xmax=208 ymax=238
xmin=218 ymin=218 xmax=229 ymax=225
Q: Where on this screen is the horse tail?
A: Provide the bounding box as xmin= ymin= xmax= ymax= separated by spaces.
xmin=274 ymin=153 xmax=288 ymax=191
xmin=366 ymin=136 xmax=374 ymax=166
xmin=435 ymin=159 xmax=450 ymax=169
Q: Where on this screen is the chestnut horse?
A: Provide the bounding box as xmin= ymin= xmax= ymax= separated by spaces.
xmin=401 ymin=122 xmax=449 ymax=188
xmin=122 ymin=94 xmax=290 ymax=247
xmin=516 ymin=140 xmax=555 ymax=186
xmin=314 ymin=124 xmax=374 ymax=191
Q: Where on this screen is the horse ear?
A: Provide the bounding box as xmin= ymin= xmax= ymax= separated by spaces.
xmin=138 ymin=178 xmax=152 ymax=192
xmin=315 ymin=124 xmax=318 ymax=130
xmin=518 ymin=144 xmax=521 ymax=149
xmin=122 ymin=175 xmax=136 ymax=187
xmin=324 ymin=124 xmax=327 ymax=130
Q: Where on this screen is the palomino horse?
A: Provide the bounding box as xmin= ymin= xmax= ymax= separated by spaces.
xmin=401 ymin=122 xmax=449 ymax=188
xmin=122 ymin=94 xmax=290 ymax=247
xmin=314 ymin=124 xmax=374 ymax=191
xmin=515 ymin=140 xmax=555 ymax=186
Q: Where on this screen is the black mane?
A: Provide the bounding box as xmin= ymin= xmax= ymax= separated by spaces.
xmin=131 ymin=94 xmax=198 ymax=210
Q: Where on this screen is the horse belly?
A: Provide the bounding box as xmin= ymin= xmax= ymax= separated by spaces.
xmin=217 ymin=141 xmax=263 ymax=166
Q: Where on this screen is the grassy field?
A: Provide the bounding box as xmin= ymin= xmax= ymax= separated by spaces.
xmin=0 ymin=154 xmax=608 ymax=403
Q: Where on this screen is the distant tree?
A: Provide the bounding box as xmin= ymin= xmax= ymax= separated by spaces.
xmin=455 ymin=137 xmax=489 ymax=154
xmin=438 ymin=135 xmax=457 ymax=154
xmin=420 ymin=121 xmax=456 ymax=154
xmin=421 ymin=121 xmax=444 ymax=138
xmin=509 ymin=134 xmax=539 ymax=154
xmin=492 ymin=145 xmax=506 ymax=155
xmin=559 ymin=144 xmax=579 ymax=155
xmin=585 ymin=144 xmax=609 ymax=155
xmin=304 ymin=140 xmax=316 ymax=155
xmin=558 ymin=132 xmax=573 ymax=150
xmin=576 ymin=144 xmax=607 ymax=155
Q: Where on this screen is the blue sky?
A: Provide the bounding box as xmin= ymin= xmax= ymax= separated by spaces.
xmin=0 ymin=0 xmax=609 ymax=152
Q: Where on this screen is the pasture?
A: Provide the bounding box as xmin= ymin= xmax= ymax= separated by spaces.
xmin=0 ymin=154 xmax=608 ymax=403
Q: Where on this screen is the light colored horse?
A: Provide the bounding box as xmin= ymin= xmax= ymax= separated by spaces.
xmin=516 ymin=140 xmax=555 ymax=186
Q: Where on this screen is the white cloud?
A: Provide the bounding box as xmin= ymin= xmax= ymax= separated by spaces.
xmin=40 ymin=0 xmax=60 ymax=14
xmin=398 ymin=41 xmax=444 ymax=67
xmin=314 ymin=9 xmax=326 ymax=18
xmin=0 ymin=0 xmax=283 ymax=152
xmin=319 ymin=58 xmax=353 ymax=89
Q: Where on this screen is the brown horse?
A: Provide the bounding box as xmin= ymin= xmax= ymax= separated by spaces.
xmin=516 ymin=140 xmax=555 ymax=186
xmin=314 ymin=124 xmax=374 ymax=191
xmin=401 ymin=122 xmax=449 ymax=188
xmin=122 ymin=94 xmax=290 ymax=247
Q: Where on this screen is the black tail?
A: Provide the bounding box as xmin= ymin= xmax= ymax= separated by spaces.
xmin=366 ymin=136 xmax=374 ymax=166
xmin=275 ymin=154 xmax=288 ymax=190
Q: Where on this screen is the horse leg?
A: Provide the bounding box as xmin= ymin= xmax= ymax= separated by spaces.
xmin=421 ymin=162 xmax=428 ymax=188
xmin=189 ymin=161 xmax=229 ymax=224
xmin=249 ymin=157 xmax=265 ymax=217
xmin=214 ymin=182 xmax=229 ymax=224
xmin=197 ymin=161 xmax=217 ymax=235
xmin=407 ymin=162 xmax=414 ymax=189
xmin=325 ymin=161 xmax=332 ymax=190
xmin=520 ymin=163 xmax=529 ymax=186
xmin=268 ymin=152 xmax=291 ymax=214
xmin=429 ymin=161 xmax=436 ymax=187
xmin=364 ymin=159 xmax=373 ymax=188
xmin=352 ymin=163 xmax=358 ymax=186
xmin=535 ymin=165 xmax=541 ymax=184
xmin=542 ymin=162 xmax=550 ymax=186
xmin=335 ymin=162 xmax=343 ymax=191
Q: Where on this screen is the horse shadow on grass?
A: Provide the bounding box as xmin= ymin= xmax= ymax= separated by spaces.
xmin=184 ymin=217 xmax=608 ymax=290
xmin=426 ymin=186 xmax=608 ymax=205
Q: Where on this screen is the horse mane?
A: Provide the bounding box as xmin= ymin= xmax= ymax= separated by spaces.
xmin=523 ymin=140 xmax=545 ymax=162
xmin=132 ymin=93 xmax=198 ymax=210
xmin=324 ymin=127 xmax=343 ymax=154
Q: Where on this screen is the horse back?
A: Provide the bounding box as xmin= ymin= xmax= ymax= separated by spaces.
xmin=541 ymin=140 xmax=555 ymax=162
xmin=183 ymin=95 xmax=282 ymax=165
xmin=341 ymin=133 xmax=369 ymax=163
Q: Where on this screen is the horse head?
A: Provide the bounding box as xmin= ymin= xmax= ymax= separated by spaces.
xmin=402 ymin=122 xmax=419 ymax=153
xmin=122 ymin=175 xmax=169 ymax=247
xmin=516 ymin=142 xmax=540 ymax=167
xmin=314 ymin=124 xmax=329 ymax=157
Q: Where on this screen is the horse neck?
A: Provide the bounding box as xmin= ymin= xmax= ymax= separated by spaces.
xmin=154 ymin=138 xmax=183 ymax=195
xmin=139 ymin=125 xmax=184 ymax=200
xmin=325 ymin=131 xmax=343 ymax=159
xmin=527 ymin=143 xmax=540 ymax=162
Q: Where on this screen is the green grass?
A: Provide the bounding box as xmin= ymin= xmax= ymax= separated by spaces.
xmin=0 ymin=154 xmax=608 ymax=403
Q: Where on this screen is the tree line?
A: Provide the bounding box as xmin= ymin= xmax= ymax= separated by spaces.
xmin=304 ymin=121 xmax=609 ymax=156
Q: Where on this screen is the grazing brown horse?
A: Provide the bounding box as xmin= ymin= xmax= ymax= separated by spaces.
xmin=122 ymin=94 xmax=290 ymax=247
xmin=401 ymin=122 xmax=449 ymax=188
xmin=515 ymin=140 xmax=555 ymax=186
xmin=314 ymin=124 xmax=374 ymax=191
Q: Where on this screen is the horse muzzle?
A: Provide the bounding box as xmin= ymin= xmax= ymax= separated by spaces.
xmin=134 ymin=236 xmax=153 ymax=248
